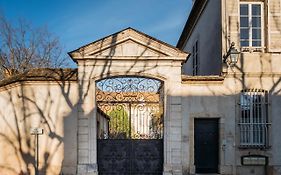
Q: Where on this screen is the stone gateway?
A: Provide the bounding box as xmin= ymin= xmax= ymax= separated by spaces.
xmin=0 ymin=1 xmax=281 ymax=174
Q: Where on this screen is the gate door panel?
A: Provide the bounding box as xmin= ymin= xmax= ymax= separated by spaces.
xmin=97 ymin=140 xmax=130 ymax=174
xmin=96 ymin=77 xmax=164 ymax=175
xmin=131 ymin=139 xmax=163 ymax=174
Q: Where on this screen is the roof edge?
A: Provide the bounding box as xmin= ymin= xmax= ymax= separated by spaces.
xmin=176 ymin=0 xmax=208 ymax=49
xmin=68 ymin=27 xmax=132 ymax=56
xmin=68 ymin=27 xmax=189 ymax=61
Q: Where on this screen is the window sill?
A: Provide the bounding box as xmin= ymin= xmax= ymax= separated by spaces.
xmin=240 ymin=47 xmax=265 ymax=53
xmin=238 ymin=145 xmax=271 ymax=150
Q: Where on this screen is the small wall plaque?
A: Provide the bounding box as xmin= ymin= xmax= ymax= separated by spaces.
xmin=30 ymin=128 xmax=44 ymax=135
xmin=241 ymin=155 xmax=267 ymax=166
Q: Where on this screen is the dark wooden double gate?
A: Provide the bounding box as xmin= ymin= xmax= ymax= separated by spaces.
xmin=97 ymin=139 xmax=163 ymax=174
xmin=96 ymin=77 xmax=164 ymax=175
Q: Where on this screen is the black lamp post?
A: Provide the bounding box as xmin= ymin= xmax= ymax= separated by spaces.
xmin=30 ymin=128 xmax=43 ymax=175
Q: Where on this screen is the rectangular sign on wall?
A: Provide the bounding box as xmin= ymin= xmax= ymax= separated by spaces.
xmin=241 ymin=156 xmax=267 ymax=166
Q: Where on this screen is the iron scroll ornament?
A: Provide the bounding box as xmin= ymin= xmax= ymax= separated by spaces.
xmin=96 ymin=76 xmax=164 ymax=140
xmin=96 ymin=77 xmax=163 ymax=103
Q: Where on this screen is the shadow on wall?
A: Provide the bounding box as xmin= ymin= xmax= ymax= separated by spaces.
xmin=0 ymin=30 xmax=159 ymax=175
xmin=0 ymin=27 xmax=280 ymax=175
xmin=0 ymin=69 xmax=80 ymax=174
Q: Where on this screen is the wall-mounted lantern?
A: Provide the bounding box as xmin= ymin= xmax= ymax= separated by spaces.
xmin=224 ymin=42 xmax=240 ymax=66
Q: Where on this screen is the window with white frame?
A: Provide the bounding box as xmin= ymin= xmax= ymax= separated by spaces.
xmin=239 ymin=89 xmax=270 ymax=148
xmin=240 ymin=2 xmax=263 ymax=48
xmin=192 ymin=40 xmax=199 ymax=75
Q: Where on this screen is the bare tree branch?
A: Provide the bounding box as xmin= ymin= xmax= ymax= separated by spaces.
xmin=0 ymin=14 xmax=69 ymax=79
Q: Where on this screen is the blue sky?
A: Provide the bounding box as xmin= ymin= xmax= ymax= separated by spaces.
xmin=0 ymin=0 xmax=192 ymax=66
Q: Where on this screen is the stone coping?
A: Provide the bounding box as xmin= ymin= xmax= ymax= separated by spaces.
xmin=0 ymin=68 xmax=77 ymax=87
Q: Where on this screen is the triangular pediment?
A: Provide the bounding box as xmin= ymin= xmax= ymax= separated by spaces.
xmin=89 ymin=39 xmax=167 ymax=57
xmin=68 ymin=28 xmax=189 ymax=61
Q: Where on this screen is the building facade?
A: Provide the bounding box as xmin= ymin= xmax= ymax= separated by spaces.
xmin=177 ymin=0 xmax=281 ymax=174
xmin=0 ymin=1 xmax=280 ymax=175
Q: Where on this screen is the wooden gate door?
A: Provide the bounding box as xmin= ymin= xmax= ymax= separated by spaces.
xmin=96 ymin=77 xmax=164 ymax=175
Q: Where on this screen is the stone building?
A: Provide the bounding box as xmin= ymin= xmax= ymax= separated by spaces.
xmin=177 ymin=0 xmax=281 ymax=174
xmin=0 ymin=1 xmax=280 ymax=175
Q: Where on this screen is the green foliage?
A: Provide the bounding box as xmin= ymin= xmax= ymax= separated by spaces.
xmin=150 ymin=107 xmax=164 ymax=139
xmin=107 ymin=105 xmax=130 ymax=139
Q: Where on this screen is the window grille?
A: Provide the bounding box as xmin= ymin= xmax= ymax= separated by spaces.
xmin=239 ymin=89 xmax=270 ymax=148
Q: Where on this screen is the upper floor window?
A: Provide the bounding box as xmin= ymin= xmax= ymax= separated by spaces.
xmin=192 ymin=40 xmax=199 ymax=75
xmin=240 ymin=3 xmax=263 ymax=48
xmin=239 ymin=89 xmax=270 ymax=148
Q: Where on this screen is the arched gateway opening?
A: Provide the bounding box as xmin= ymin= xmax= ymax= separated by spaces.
xmin=96 ymin=76 xmax=164 ymax=174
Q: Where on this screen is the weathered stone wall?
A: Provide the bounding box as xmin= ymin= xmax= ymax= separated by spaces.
xmin=0 ymin=81 xmax=79 ymax=175
xmin=180 ymin=73 xmax=281 ymax=175
xmin=180 ymin=0 xmax=281 ymax=174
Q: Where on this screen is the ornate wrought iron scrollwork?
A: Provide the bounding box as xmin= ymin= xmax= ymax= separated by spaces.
xmin=96 ymin=76 xmax=164 ymax=140
xmin=96 ymin=77 xmax=162 ymax=103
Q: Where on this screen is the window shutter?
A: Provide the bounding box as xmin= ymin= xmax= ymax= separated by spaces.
xmin=228 ymin=0 xmax=239 ymax=47
xmin=268 ymin=0 xmax=281 ymax=52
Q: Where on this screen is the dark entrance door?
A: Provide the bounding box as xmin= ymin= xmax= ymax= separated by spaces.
xmin=96 ymin=77 xmax=164 ymax=175
xmin=194 ymin=118 xmax=219 ymax=173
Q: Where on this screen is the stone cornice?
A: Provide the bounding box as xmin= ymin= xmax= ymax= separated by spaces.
xmin=73 ymin=56 xmax=187 ymax=62
xmin=181 ymin=75 xmax=225 ymax=84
